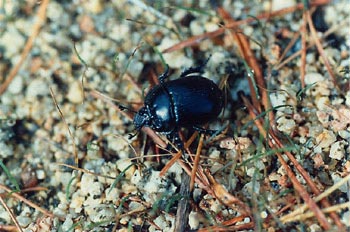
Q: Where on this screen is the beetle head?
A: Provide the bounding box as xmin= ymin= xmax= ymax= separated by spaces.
xmin=133 ymin=107 xmax=150 ymax=131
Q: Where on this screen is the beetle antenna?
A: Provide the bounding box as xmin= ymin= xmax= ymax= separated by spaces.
xmin=128 ymin=131 xmax=139 ymax=139
xmin=180 ymin=55 xmax=212 ymax=77
xmin=118 ymin=104 xmax=137 ymax=113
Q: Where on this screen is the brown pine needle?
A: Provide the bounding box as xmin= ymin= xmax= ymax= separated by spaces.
xmin=0 ymin=0 xmax=49 ymax=95
xmin=0 ymin=195 xmax=23 ymax=232
xmin=190 ymin=133 xmax=204 ymax=191
xmin=305 ymin=10 xmax=338 ymax=89
xmin=0 ymin=184 xmax=56 ymax=220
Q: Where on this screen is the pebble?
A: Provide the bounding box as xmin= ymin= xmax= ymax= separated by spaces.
xmin=242 ymin=181 xmax=261 ymax=198
xmin=269 ymin=92 xmax=287 ymax=108
xmin=315 ymin=129 xmax=336 ymax=149
xmin=157 ymin=38 xmax=193 ymax=68
xmin=304 ymin=72 xmax=325 ymax=85
xmin=190 ymin=20 xmax=204 ymax=36
xmin=46 ymin=1 xmax=64 ymax=22
xmin=338 ymin=129 xmax=350 ymax=140
xmin=89 ymin=205 xmax=116 ymax=223
xmin=315 ymin=96 xmax=330 ymax=110
xmin=0 ymin=26 xmax=25 ymax=58
xmin=61 ymin=216 xmax=74 ymax=231
xmin=276 ymin=117 xmax=296 ymax=134
xmin=83 ymin=0 xmax=104 ymax=14
xmin=309 ymin=224 xmax=322 ymax=232
xmin=189 ymin=211 xmax=200 ymax=230
xmin=270 ymin=0 xmax=296 ymax=11
xmin=329 ymin=141 xmax=345 ymax=160
xmin=116 ymin=159 xmax=136 ymax=179
xmin=143 ymin=170 xmax=163 ymax=193
xmin=260 ymin=211 xmax=268 ymax=219
xmin=0 ymin=142 xmax=13 ymax=158
xmin=7 ymin=75 xmax=23 ymax=94
xmin=331 ymin=173 xmax=348 ymax=193
xmin=26 ymin=78 xmax=50 ymax=99
xmin=80 ymin=174 xmax=103 ymax=196
xmin=345 ymin=91 xmax=350 ymax=106
xmin=16 ymin=215 xmax=31 ymax=227
xmin=36 ymin=169 xmax=46 ymax=180
xmin=67 ymin=81 xmax=84 ymax=104
xmin=105 ymin=187 xmax=120 ymax=202
xmin=70 ymin=191 xmax=84 ymax=213
xmin=342 ymin=211 xmax=350 ymax=226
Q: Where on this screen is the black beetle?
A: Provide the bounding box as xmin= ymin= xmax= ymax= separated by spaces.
xmin=132 ymin=58 xmax=224 ymax=152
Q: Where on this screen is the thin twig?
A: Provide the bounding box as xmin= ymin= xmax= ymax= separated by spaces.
xmin=174 ymin=171 xmax=191 ymax=231
xmin=190 ymin=134 xmax=204 ymax=191
xmin=0 ymin=184 xmax=57 ymax=220
xmin=50 ymin=87 xmax=78 ymax=166
xmin=0 ymin=195 xmax=23 ymax=232
xmin=305 ymin=10 xmax=338 ymax=89
xmin=300 ymin=11 xmax=307 ymax=88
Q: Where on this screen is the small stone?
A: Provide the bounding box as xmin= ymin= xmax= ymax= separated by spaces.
xmin=339 ymin=130 xmax=350 ymax=140
xmin=190 ymin=20 xmax=204 ymax=36
xmin=331 ymin=108 xmax=350 ymax=131
xmin=276 ymin=117 xmax=296 ymax=134
xmin=342 ymin=211 xmax=350 ymax=226
xmin=36 ymin=169 xmax=46 ymax=180
xmin=105 ymin=187 xmax=120 ymax=202
xmin=61 ymin=216 xmax=74 ymax=231
xmin=8 ymin=75 xmax=23 ymax=94
xmin=219 ymin=137 xmax=253 ymax=153
xmin=70 ymin=190 xmax=84 ymax=213
xmin=331 ymin=173 xmax=348 ymax=193
xmin=329 ymin=141 xmax=345 ymax=160
xmin=345 ymin=91 xmax=350 ymax=106
xmin=271 ymin=0 xmax=296 ymax=11
xmin=242 ymin=181 xmax=260 ymax=197
xmin=309 ymin=224 xmax=322 ymax=232
xmin=304 ymin=72 xmax=325 ymax=85
xmin=152 ymin=215 xmax=168 ymax=231
xmin=128 ymin=201 xmax=146 ymax=211
xmin=0 ymin=26 xmax=25 ymax=57
xmin=143 ymin=170 xmax=163 ymax=193
xmin=315 ymin=129 xmax=336 ymax=149
xmin=0 ymin=142 xmax=13 ymax=158
xmin=46 ymin=1 xmax=64 ymax=22
xmin=116 ymin=159 xmax=135 ymax=180
xmin=83 ymin=0 xmax=104 ymax=14
xmin=189 ymin=211 xmax=200 ymax=230
xmin=89 ymin=205 xmax=116 ymax=223
xmin=67 ymin=81 xmax=83 ymax=104
xmin=26 ymin=78 xmax=49 ymax=99
xmin=80 ymin=173 xmax=98 ymax=196
xmin=107 ymin=135 xmax=128 ymax=156
xmin=157 ymin=38 xmax=193 ymax=69
xmin=315 ymin=96 xmax=330 ymax=110
xmin=260 ymin=211 xmax=268 ymax=219
xmin=16 ymin=215 xmax=31 ymax=227
xmin=119 ymin=215 xmax=131 ymax=225
xmin=130 ymin=168 xmax=142 ymax=185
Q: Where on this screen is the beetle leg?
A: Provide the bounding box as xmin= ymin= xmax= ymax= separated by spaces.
xmin=167 ymin=131 xmax=188 ymax=159
xmin=158 ymin=64 xmax=170 ymax=83
xmin=180 ymin=55 xmax=211 ymax=78
xmin=192 ymin=125 xmax=218 ymax=136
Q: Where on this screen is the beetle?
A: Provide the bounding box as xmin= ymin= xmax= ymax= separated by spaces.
xmin=132 ymin=58 xmax=224 ymax=153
